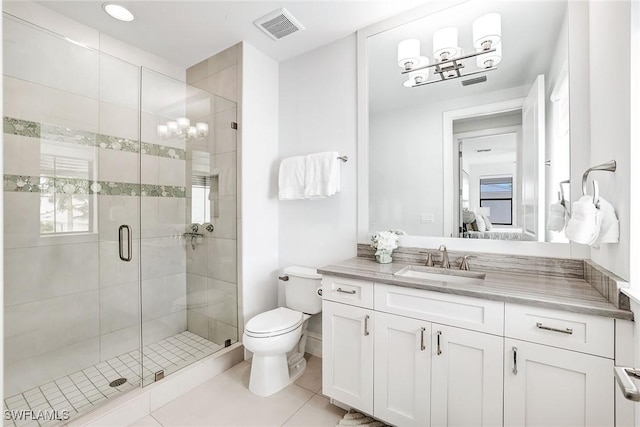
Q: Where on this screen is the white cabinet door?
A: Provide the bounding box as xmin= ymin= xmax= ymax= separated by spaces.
xmin=322 ymin=300 xmax=374 ymax=414
xmin=431 ymin=325 xmax=503 ymax=427
xmin=374 ymin=312 xmax=431 ymax=427
xmin=504 ymin=338 xmax=614 ymax=427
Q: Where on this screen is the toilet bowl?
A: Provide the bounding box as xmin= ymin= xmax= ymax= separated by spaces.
xmin=242 ymin=266 xmax=322 ymax=397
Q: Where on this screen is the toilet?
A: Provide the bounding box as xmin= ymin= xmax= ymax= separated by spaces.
xmin=243 ymin=266 xmax=322 ymax=397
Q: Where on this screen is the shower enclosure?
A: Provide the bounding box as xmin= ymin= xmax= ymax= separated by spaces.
xmin=3 ymin=14 xmax=238 ymax=425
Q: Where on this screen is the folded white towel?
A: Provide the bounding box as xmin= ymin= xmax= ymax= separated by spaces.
xmin=547 ymin=203 xmax=566 ymax=232
xmin=278 ymin=155 xmax=306 ymax=200
xmin=594 ymin=197 xmax=619 ymax=245
xmin=565 ymin=195 xmax=601 ymax=245
xmin=304 ymin=151 xmax=340 ymax=199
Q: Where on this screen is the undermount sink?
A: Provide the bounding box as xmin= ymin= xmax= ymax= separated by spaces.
xmin=394 ymin=265 xmax=486 ymax=286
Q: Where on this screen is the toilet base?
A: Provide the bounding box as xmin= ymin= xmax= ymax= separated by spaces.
xmin=248 ymin=354 xmax=307 ymax=397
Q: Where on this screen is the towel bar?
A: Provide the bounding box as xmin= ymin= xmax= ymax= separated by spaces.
xmin=337 ymin=156 xmax=348 ymax=162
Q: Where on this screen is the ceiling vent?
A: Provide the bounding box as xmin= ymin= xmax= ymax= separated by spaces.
xmin=254 ymin=8 xmax=305 ymax=41
xmin=462 ymin=76 xmax=488 ymax=86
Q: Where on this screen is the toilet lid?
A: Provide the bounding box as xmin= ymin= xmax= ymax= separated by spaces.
xmin=245 ymin=307 xmax=303 ymax=337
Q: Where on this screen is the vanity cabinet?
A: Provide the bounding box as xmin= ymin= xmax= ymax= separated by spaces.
xmin=374 ymin=312 xmax=431 ymax=426
xmin=321 ymin=275 xmax=617 ymax=427
xmin=503 ymin=303 xmax=615 ymax=427
xmin=322 ymin=300 xmax=374 ymax=414
xmin=504 ymin=339 xmax=614 ymax=427
xmin=431 ymin=324 xmax=504 ymax=427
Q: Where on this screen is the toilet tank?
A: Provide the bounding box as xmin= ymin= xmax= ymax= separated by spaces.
xmin=283 ymin=266 xmax=322 ymax=315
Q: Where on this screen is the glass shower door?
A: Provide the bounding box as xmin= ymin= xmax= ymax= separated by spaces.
xmin=3 ymin=14 xmax=143 ymax=424
xmin=139 ymin=68 xmax=238 ymax=386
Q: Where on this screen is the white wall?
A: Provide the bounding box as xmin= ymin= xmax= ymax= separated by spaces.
xmin=278 ymin=35 xmax=358 ymax=269
xmin=588 ymin=1 xmax=631 ymax=281
xmin=278 ymin=35 xmax=358 ymax=338
xmin=240 ymin=42 xmax=280 ymax=327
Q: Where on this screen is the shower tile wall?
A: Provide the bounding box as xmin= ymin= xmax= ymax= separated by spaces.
xmin=184 ymin=44 xmax=239 ymax=345
xmin=3 ymin=17 xmax=186 ymax=397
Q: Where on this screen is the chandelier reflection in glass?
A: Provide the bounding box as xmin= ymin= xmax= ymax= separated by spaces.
xmin=157 ymin=117 xmax=209 ymax=140
xmin=397 ymin=13 xmax=502 ymax=88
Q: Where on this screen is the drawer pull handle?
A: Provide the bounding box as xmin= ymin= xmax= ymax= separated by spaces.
xmin=337 ymin=287 xmax=356 ymax=295
xmin=614 ymin=366 xmax=640 ymax=402
xmin=364 ymin=315 xmax=370 ymax=336
xmin=436 ymin=330 xmax=442 ymax=355
xmin=536 ymin=322 xmax=573 ymax=335
xmin=420 ymin=327 xmax=426 ymax=351
xmin=512 ymin=346 xmax=518 ymax=375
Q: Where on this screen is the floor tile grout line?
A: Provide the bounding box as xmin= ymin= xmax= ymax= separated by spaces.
xmin=279 ymin=385 xmax=317 ymax=427
xmin=149 ymin=413 xmax=165 ymax=427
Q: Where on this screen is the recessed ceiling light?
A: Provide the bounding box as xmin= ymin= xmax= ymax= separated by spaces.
xmin=103 ymin=3 xmax=134 ymax=22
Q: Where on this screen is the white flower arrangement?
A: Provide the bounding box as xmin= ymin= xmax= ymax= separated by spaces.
xmin=370 ymin=229 xmax=406 ymax=255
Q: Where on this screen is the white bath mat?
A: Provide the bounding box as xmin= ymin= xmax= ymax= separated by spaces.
xmin=336 ymin=410 xmax=390 ymax=426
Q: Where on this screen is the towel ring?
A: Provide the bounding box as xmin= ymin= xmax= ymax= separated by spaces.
xmin=581 ymin=160 xmax=616 ymax=197
xmin=592 ymin=180 xmax=600 ymax=208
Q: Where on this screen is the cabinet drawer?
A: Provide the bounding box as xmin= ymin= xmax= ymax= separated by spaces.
xmin=374 ymin=283 xmax=504 ymax=335
xmin=322 ymin=276 xmax=374 ymax=308
xmin=504 ymin=303 xmax=614 ymax=358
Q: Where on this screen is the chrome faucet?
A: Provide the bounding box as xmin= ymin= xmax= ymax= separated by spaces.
xmin=439 ymin=245 xmax=450 ymax=269
xmin=425 ymin=252 xmax=434 ymax=267
xmin=459 ymin=255 xmax=474 ymax=271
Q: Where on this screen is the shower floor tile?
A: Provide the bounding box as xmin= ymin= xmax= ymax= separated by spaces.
xmin=3 ymin=331 xmax=223 ymax=427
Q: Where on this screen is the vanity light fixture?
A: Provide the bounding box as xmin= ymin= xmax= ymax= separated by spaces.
xmin=102 ymin=3 xmax=135 ymax=22
xmin=157 ymin=119 xmax=209 ymax=140
xmin=398 ymin=12 xmax=502 ymax=87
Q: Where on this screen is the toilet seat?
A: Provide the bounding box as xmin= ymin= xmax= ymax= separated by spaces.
xmin=245 ymin=307 xmax=303 ymax=338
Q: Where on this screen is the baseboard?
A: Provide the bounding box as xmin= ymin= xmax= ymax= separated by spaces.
xmin=306 ymin=331 xmax=322 ymax=358
xmin=67 ymin=343 xmax=244 ymax=427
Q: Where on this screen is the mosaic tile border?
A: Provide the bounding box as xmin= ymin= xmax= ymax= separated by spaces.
xmin=3 ymin=175 xmax=186 ymax=198
xmin=4 ymin=117 xmax=186 ymax=160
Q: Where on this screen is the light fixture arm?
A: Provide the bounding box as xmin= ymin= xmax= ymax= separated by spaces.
xmin=401 ymin=47 xmax=497 ymax=75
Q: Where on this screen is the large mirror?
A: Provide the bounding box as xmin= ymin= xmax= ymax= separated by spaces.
xmin=366 ymin=0 xmax=572 ymax=244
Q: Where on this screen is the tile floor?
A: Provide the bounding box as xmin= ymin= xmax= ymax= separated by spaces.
xmin=129 ymin=355 xmax=347 ymax=427
xmin=4 ymin=332 xmax=223 ymax=427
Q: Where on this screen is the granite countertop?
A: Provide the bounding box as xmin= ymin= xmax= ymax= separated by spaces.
xmin=318 ymin=258 xmax=634 ymax=320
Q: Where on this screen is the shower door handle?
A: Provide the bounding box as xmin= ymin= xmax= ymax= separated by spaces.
xmin=119 ymin=225 xmax=132 ymax=262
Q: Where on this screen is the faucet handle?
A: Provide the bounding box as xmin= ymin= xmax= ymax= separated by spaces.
xmin=425 ymin=252 xmax=434 ymax=267
xmin=459 ymin=255 xmax=475 ymax=271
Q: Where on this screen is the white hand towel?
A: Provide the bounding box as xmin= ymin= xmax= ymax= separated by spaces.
xmin=565 ymin=195 xmax=601 ymax=245
xmin=304 ymin=151 xmax=340 ymax=199
xmin=594 ymin=197 xmax=619 ymax=244
xmin=547 ymin=203 xmax=566 ymax=232
xmin=278 ymin=155 xmax=306 ymax=200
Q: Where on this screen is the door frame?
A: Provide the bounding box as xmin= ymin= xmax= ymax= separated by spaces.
xmin=443 ymin=98 xmax=525 ymax=238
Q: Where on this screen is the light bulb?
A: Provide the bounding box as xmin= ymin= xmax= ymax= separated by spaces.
xmin=177 ymin=117 xmax=191 ymax=130
xmin=187 ymin=126 xmax=198 ymax=138
xmin=477 ymin=43 xmax=502 ymax=68
xmin=403 ymin=70 xmax=429 ymax=87
xmin=397 ymin=39 xmax=421 ymax=70
xmin=433 ymin=27 xmax=460 ymax=62
xmin=157 ymin=125 xmax=168 ymax=137
xmin=167 ymin=121 xmax=178 ymax=133
xmin=473 ymin=13 xmax=501 ymax=51
xmin=196 ymin=122 xmax=209 ymax=136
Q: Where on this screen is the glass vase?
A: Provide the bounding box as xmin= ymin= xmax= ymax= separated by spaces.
xmin=375 ymin=250 xmax=393 ymax=264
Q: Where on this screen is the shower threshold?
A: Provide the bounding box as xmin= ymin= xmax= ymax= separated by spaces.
xmin=3 ymin=331 xmax=223 ymax=427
